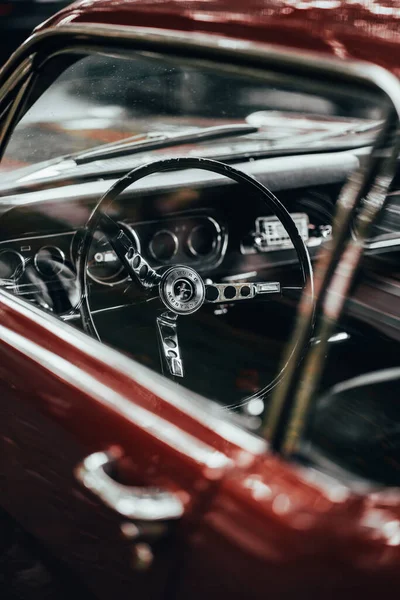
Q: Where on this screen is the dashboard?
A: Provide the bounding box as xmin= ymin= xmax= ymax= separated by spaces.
xmin=0 ymin=146 xmax=399 ymax=470
xmin=1 ymin=149 xmax=386 ymax=414
xmin=86 ymin=213 xmax=227 ymax=287
xmin=0 ymin=181 xmax=339 ymax=320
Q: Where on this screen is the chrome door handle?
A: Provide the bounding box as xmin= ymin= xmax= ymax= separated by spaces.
xmin=75 ymin=450 xmax=184 ymax=521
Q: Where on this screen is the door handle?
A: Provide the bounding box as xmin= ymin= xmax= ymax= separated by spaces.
xmin=75 ymin=449 xmax=184 ymax=521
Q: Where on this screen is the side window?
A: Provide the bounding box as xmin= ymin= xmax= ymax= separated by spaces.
xmin=0 ymin=49 xmax=384 ymax=428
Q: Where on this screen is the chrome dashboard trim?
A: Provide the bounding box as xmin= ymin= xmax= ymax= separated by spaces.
xmin=0 ymin=248 xmax=25 ymax=282
xmin=34 ymin=245 xmax=65 ymax=276
xmin=366 ymin=237 xmax=400 ymax=250
xmin=186 ymin=217 xmax=220 ymax=258
xmin=0 ymin=230 xmax=75 ymax=245
xmin=143 ymin=214 xmax=226 ymax=270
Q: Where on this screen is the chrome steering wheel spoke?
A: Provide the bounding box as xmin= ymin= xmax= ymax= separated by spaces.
xmin=204 ymin=281 xmax=281 ymax=303
xmin=79 ymin=158 xmax=313 ymax=396
xmin=156 ymin=312 xmax=184 ymax=378
xmin=99 ymin=213 xmax=161 ymax=289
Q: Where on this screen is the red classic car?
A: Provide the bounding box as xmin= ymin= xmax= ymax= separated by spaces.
xmin=0 ymin=1 xmax=399 ymax=598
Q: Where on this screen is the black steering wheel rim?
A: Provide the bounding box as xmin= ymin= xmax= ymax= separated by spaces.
xmin=77 ymin=157 xmax=314 ymax=401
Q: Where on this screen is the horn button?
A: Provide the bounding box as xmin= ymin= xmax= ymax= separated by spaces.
xmin=160 ymin=266 xmax=205 ymax=315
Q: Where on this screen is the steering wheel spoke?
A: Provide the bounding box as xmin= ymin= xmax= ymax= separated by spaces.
xmin=156 ymin=312 xmax=184 ymax=377
xmin=79 ymin=158 xmax=313 ymax=396
xmin=205 ymin=281 xmax=281 ymax=303
xmin=98 ymin=212 xmax=161 ymax=289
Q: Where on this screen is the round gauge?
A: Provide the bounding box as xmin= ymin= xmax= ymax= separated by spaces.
xmin=34 ymin=246 xmax=65 ymax=277
xmin=0 ymin=249 xmax=25 ymax=281
xmin=87 ymin=225 xmax=140 ymax=286
xmin=149 ymin=230 xmax=178 ymax=262
xmin=186 ymin=221 xmax=217 ymax=257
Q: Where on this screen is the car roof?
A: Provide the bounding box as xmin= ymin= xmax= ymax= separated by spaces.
xmin=37 ymin=0 xmax=400 ymax=75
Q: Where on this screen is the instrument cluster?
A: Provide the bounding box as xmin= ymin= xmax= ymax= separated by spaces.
xmin=85 ymin=213 xmax=227 ymax=286
xmin=0 ymin=213 xmax=227 ymax=294
xmin=0 ymin=232 xmax=75 ymax=289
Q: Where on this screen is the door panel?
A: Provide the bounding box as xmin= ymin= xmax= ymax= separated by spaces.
xmin=0 ymin=365 xmax=177 ymax=598
xmin=1 ymin=284 xmax=400 ymax=597
xmin=176 ymin=457 xmax=400 ymax=599
xmin=0 ymin=289 xmax=264 ymax=597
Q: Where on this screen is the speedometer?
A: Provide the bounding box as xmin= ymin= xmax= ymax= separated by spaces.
xmin=87 ymin=225 xmax=140 ymax=285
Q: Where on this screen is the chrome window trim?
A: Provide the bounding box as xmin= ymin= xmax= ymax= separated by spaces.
xmin=0 ymin=319 xmax=233 ymax=472
xmin=0 ymin=57 xmax=33 ymax=112
xmin=1 ymin=22 xmax=400 ymax=156
xmin=2 ymin=22 xmax=400 ymax=97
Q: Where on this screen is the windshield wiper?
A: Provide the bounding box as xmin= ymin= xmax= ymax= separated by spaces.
xmin=72 ymin=124 xmax=258 ymax=165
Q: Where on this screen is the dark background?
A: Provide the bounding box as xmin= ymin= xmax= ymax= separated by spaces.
xmin=0 ymin=1 xmax=70 ymax=65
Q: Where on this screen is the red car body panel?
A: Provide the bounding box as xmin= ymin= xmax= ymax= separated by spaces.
xmin=39 ymin=0 xmax=400 ymax=75
xmin=0 ymin=1 xmax=399 ymax=598
xmin=2 ymin=292 xmax=400 ymax=599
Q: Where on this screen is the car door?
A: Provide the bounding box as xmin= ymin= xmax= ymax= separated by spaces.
xmin=0 ymin=286 xmax=267 ymax=599
xmin=2 ymin=289 xmax=400 ymax=600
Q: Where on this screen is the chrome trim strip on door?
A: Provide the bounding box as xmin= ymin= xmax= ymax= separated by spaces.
xmin=1 ymin=22 xmax=400 ymax=160
xmin=0 ymin=320 xmax=233 ymax=471
xmin=0 ymin=287 xmax=266 ymax=456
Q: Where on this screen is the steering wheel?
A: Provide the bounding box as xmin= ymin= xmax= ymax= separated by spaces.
xmin=77 ymin=157 xmax=314 ymax=400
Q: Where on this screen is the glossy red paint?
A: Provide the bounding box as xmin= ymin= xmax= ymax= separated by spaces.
xmin=1 ymin=291 xmax=400 ymax=597
xmin=38 ymin=0 xmax=400 ymax=75
xmin=0 ymin=291 xmax=247 ymax=598
xmin=178 ymin=460 xmax=400 ymax=599
xmin=0 ymin=0 xmax=400 ymax=597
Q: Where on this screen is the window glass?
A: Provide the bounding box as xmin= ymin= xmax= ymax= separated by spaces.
xmin=0 ymin=49 xmax=388 ymax=438
xmin=1 ymin=52 xmax=380 ymax=171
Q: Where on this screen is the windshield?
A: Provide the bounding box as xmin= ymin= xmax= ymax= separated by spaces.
xmin=1 ymin=52 xmax=381 ymax=172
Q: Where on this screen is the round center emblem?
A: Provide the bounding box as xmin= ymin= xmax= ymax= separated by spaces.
xmin=173 ymin=279 xmax=195 ymax=302
xmin=160 ymin=266 xmax=205 ymax=315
